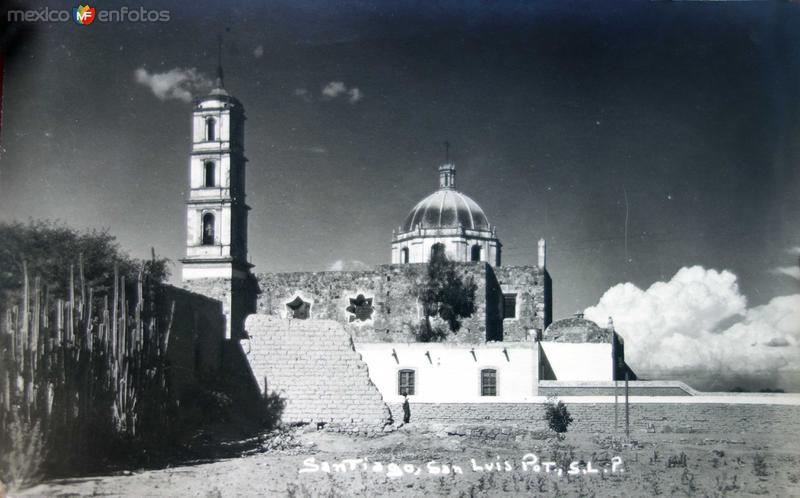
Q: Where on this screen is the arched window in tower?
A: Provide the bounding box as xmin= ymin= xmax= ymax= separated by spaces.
xmin=471 ymin=244 xmax=482 ymax=262
xmin=205 ymin=117 xmax=216 ymax=141
xmin=204 ymin=161 xmax=215 ymax=187
xmin=431 ymin=243 xmax=445 ymax=260
xmin=201 ymin=213 xmax=215 ymax=245
xmin=400 ymin=247 xmax=409 ymax=264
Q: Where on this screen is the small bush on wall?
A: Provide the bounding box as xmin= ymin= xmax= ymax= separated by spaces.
xmin=544 ymin=395 xmax=574 ymax=433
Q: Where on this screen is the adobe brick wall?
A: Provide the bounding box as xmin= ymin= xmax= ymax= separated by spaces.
xmin=244 ymin=315 xmax=392 ymax=431
xmin=389 ymin=401 xmax=800 ymax=435
xmin=254 ymin=263 xmax=498 ymax=343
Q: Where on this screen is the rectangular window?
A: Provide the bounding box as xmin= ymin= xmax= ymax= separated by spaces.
xmin=398 ymin=369 xmax=415 ymax=395
xmin=503 ymin=293 xmax=517 ymax=319
xmin=481 ymin=369 xmax=497 ymax=396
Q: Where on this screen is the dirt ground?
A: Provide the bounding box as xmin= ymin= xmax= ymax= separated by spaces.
xmin=17 ymin=422 xmax=800 ymax=497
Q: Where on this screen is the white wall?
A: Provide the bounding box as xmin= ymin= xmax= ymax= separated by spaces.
xmin=355 ymin=342 xmax=538 ymax=403
xmin=539 ymin=342 xmax=613 ymax=381
xmin=391 ymin=235 xmax=500 ymax=265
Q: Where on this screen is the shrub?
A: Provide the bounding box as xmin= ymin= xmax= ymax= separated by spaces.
xmin=544 ymin=395 xmax=573 ymax=433
xmin=416 ymin=252 xmax=477 ymax=342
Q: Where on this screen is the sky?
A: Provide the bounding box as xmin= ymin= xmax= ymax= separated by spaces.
xmin=1 ymin=1 xmax=799 ymax=389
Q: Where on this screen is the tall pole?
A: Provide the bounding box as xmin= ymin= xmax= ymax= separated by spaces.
xmin=624 ymin=370 xmax=630 ymax=439
xmin=614 ymin=378 xmax=618 ymax=430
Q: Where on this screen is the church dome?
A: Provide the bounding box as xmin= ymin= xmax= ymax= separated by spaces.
xmin=544 ymin=313 xmax=611 ymax=343
xmin=402 ymin=189 xmax=491 ymax=232
xmin=400 ymin=163 xmax=491 ymax=232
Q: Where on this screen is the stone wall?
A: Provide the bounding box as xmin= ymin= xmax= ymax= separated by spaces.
xmin=387 ymin=399 xmax=800 ymax=434
xmin=492 ymin=265 xmax=550 ymax=341
xmin=537 ymin=380 xmax=693 ymax=397
xmin=254 ymin=263 xmax=501 ymax=343
xmin=182 ymin=274 xmax=258 ymax=339
xmin=244 ymin=315 xmax=392 ymax=431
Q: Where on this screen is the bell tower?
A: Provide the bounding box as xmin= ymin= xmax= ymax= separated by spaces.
xmin=180 ymin=64 xmax=251 ymax=281
xmin=180 ymin=55 xmax=256 ymax=340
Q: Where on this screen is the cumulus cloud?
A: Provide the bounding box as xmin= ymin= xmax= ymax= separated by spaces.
xmin=134 ymin=67 xmax=212 ymax=102
xmin=328 ymin=260 xmax=371 ymax=271
xmin=321 ymin=81 xmax=363 ymax=103
xmin=772 ymin=266 xmax=800 ymax=281
xmin=585 ymin=266 xmax=800 ymax=391
xmin=771 ymin=246 xmax=800 ymax=280
xmin=253 ymin=45 xmax=264 ymax=58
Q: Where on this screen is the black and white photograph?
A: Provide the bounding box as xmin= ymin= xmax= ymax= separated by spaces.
xmin=0 ymin=1 xmax=799 ymax=496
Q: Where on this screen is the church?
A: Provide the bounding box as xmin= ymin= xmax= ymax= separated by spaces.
xmin=179 ymin=69 xmax=635 ymax=411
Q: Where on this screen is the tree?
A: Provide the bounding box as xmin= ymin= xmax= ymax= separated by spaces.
xmin=416 ymin=250 xmax=477 ymax=342
xmin=0 ymin=219 xmax=170 ymax=305
xmin=544 ymin=395 xmax=574 ymax=434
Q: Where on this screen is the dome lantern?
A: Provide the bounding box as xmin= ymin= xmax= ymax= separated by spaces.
xmin=439 ymin=163 xmax=456 ymax=189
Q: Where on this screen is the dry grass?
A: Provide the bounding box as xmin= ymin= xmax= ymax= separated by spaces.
xmin=15 ymin=420 xmax=800 ymax=497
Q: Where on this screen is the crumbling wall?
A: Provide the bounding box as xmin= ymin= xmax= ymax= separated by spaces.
xmin=254 ymin=263 xmax=494 ymax=343
xmin=244 ymin=315 xmax=392 ymax=431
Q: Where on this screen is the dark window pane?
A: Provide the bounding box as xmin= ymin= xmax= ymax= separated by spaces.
xmin=503 ymin=294 xmax=517 ymax=319
xmin=202 ymin=213 xmax=215 ymax=245
xmin=471 ymin=245 xmax=481 ymax=262
xmin=398 ymin=369 xmax=415 ymax=395
xmin=481 ymin=369 xmax=496 ymax=396
xmin=206 ymin=117 xmax=216 ymax=141
xmin=204 ymin=161 xmax=215 ymax=187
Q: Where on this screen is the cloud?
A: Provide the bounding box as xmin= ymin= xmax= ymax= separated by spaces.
xmin=771 ymin=246 xmax=800 ymax=280
xmin=294 ymin=88 xmax=312 ymax=102
xmin=321 ymin=81 xmax=363 ymax=103
xmin=253 ymin=45 xmax=264 ymax=58
xmin=348 ymin=88 xmax=362 ymax=103
xmin=328 ymin=260 xmax=371 ymax=271
xmin=772 ymin=266 xmax=800 ymax=281
xmin=322 ymin=81 xmax=347 ymax=98
xmin=134 ymin=67 xmax=212 ymax=102
xmin=584 ymin=266 xmax=800 ymax=391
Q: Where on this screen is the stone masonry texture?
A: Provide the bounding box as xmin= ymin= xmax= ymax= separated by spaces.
xmin=244 ymin=315 xmax=392 ymax=431
xmin=253 ymin=262 xmax=548 ymax=343
xmin=387 ymin=402 xmax=800 ymax=435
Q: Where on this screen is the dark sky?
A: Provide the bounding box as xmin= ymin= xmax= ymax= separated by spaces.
xmin=1 ymin=0 xmax=799 ymax=320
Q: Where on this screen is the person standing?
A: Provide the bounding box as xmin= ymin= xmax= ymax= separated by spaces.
xmin=402 ymin=393 xmax=411 ymax=424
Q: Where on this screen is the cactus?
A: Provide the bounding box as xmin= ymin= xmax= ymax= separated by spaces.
xmin=0 ymin=256 xmax=175 ymax=478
